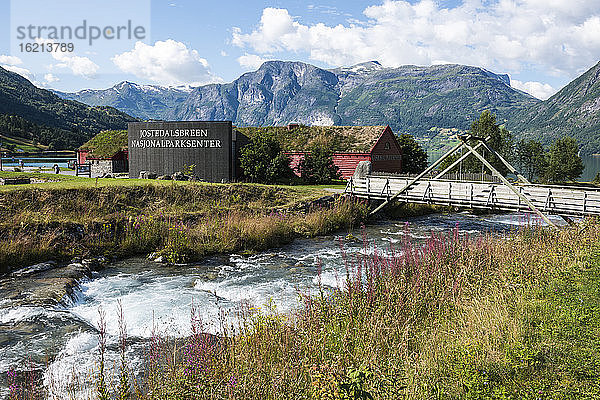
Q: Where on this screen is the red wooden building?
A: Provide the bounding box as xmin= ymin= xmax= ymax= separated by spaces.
xmin=285 ymin=125 xmax=402 ymax=179
xmin=77 ymin=130 xmax=129 ymax=175
xmin=77 ymin=149 xmax=129 ymax=174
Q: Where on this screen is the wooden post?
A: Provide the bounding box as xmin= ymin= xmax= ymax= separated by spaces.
xmin=479 ymin=141 xmax=530 ymax=184
xmin=461 ymin=139 xmax=558 ymax=229
xmin=370 ymin=140 xmax=467 ymax=215
xmin=470 ymin=183 xmax=473 ymax=207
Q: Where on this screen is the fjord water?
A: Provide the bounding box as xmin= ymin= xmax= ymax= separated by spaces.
xmin=0 ymin=157 xmax=75 ymax=169
xmin=0 ymin=212 xmax=567 ymax=397
xmin=581 ymin=154 xmax=600 ymax=182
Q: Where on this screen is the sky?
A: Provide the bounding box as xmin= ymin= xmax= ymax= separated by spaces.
xmin=0 ymin=0 xmax=599 ymax=100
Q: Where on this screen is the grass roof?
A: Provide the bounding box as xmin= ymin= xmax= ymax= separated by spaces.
xmin=236 ymin=125 xmax=387 ymax=152
xmin=79 ymin=130 xmax=128 ymax=158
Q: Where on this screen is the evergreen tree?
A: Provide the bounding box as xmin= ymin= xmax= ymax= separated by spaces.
xmin=437 ymin=111 xmax=513 ymax=176
xmin=397 ymin=133 xmax=427 ymax=173
xmin=300 ymin=146 xmax=340 ymax=184
xmin=515 ymin=139 xmax=547 ymax=181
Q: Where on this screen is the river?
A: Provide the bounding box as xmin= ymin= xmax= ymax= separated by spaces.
xmin=0 ymin=212 xmax=568 ymax=398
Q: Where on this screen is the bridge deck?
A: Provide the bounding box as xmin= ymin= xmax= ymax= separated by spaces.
xmin=345 ymin=176 xmax=600 ymax=217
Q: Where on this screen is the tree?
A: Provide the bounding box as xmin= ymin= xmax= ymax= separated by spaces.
xmin=397 ymin=133 xmax=427 ymax=174
xmin=240 ymin=133 xmax=292 ymax=184
xmin=515 ymin=139 xmax=547 ymax=181
xmin=543 ymin=136 xmax=584 ymax=183
xmin=299 ymin=146 xmax=340 ymax=184
xmin=437 ymin=111 xmax=513 ymax=176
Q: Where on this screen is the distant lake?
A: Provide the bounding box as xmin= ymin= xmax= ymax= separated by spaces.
xmin=0 ymin=157 xmax=75 ymax=169
xmin=581 ymin=155 xmax=600 ymax=182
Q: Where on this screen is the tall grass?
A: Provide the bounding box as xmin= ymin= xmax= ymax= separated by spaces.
xmin=0 ymin=196 xmax=368 ymax=270
xmin=0 ymin=180 xmax=367 ymax=271
xmin=10 ymin=220 xmax=600 ymax=399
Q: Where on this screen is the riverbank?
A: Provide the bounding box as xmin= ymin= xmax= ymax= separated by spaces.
xmin=0 ymin=179 xmax=368 ymax=273
xmin=72 ymin=219 xmax=600 ymax=399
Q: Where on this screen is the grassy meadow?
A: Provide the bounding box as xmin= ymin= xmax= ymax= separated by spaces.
xmin=0 ymin=174 xmax=363 ymax=272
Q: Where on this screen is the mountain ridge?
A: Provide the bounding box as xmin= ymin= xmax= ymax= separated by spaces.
xmin=0 ymin=66 xmax=137 ymax=149
xmin=506 ymin=61 xmax=600 ymax=155
xmin=55 ymin=60 xmax=535 ymax=142
xmin=4 ymin=59 xmax=599 ymax=154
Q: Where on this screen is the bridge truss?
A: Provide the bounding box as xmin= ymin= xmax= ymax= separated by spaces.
xmin=345 ymin=135 xmax=600 ymax=229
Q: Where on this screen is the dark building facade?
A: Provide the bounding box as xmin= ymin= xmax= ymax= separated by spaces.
xmin=128 ymin=121 xmax=247 ymax=181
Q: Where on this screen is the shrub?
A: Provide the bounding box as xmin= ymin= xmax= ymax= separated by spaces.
xmin=239 ymin=133 xmax=292 ymax=184
xmin=299 ymin=146 xmax=340 ymax=184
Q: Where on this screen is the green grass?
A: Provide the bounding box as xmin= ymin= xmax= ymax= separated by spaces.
xmin=0 ymin=171 xmax=190 ymax=190
xmin=79 ymin=130 xmax=127 ymax=158
xmin=0 ymin=134 xmax=47 ymax=152
xmin=0 ymin=180 xmax=367 ymax=271
xmin=0 ymin=171 xmax=347 ymax=192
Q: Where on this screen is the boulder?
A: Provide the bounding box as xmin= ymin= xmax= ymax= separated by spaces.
xmin=171 ymin=171 xmax=189 ymax=181
xmin=11 ymin=261 xmax=57 ymax=277
xmin=353 ymin=161 xmax=372 ymax=179
xmin=154 ymin=255 xmax=166 ymax=263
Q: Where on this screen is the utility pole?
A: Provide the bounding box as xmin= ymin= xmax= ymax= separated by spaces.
xmin=0 ymin=139 xmax=3 ymax=172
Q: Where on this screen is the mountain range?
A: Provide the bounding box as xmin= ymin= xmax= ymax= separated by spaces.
xmin=507 ymin=61 xmax=600 ymax=155
xmin=1 ymin=59 xmax=598 ymax=154
xmin=0 ymin=66 xmax=136 ymax=150
xmin=54 ymin=61 xmax=544 ymax=153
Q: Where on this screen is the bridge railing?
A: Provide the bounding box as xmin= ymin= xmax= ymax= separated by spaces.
xmin=346 ymin=176 xmax=600 ymax=217
xmin=370 ymin=171 xmax=501 ymax=183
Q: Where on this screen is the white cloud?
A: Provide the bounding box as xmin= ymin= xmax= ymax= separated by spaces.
xmin=237 ymin=53 xmax=270 ymax=70
xmin=0 ymin=55 xmax=23 ymax=66
xmin=511 ymin=79 xmax=557 ymax=100
xmin=2 ymin=64 xmax=34 ymax=81
xmin=112 ymin=40 xmax=222 ymax=86
xmin=232 ymin=1 xmax=600 ymax=79
xmin=34 ymin=38 xmax=99 ymax=79
xmin=52 ymin=53 xmax=99 ymax=78
xmin=44 ymin=73 xmax=60 ymax=83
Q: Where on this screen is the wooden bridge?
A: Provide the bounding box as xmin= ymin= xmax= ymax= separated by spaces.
xmin=345 ymin=176 xmax=600 ymax=218
xmin=344 ymin=134 xmax=600 ymax=229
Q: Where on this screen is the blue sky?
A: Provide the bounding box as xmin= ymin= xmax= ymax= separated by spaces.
xmin=0 ymin=0 xmax=599 ymax=99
